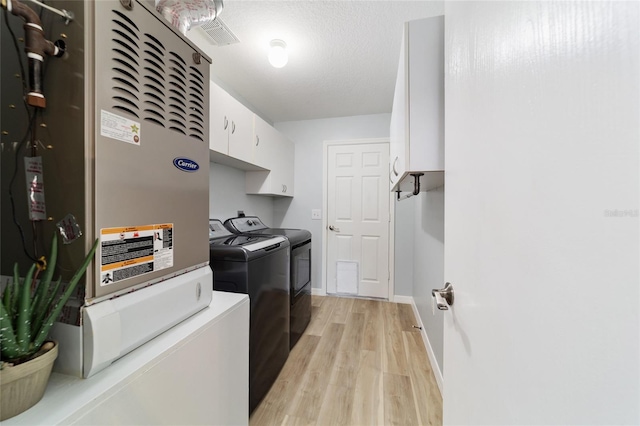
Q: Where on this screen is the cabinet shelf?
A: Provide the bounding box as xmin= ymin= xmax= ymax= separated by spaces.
xmin=209 ymin=150 xmax=268 ymax=171
xmin=393 ymin=170 xmax=444 ymax=194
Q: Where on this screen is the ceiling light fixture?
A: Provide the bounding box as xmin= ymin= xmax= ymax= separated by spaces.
xmin=268 ymin=39 xmax=288 ymax=68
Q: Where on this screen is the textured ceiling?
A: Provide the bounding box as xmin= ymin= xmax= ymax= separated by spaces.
xmin=187 ymin=1 xmax=444 ymax=123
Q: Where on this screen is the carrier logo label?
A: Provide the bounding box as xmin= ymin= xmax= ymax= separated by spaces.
xmin=173 ymin=157 xmax=199 ymax=172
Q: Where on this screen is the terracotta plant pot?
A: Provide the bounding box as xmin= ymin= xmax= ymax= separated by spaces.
xmin=0 ymin=341 xmax=58 ymax=421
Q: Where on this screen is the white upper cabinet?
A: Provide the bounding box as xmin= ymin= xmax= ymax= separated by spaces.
xmin=272 ymin=136 xmax=294 ymax=196
xmin=246 ymin=119 xmax=294 ymax=197
xmin=252 ymin=114 xmax=275 ymax=170
xmin=208 ymin=82 xmax=295 ymax=197
xmin=209 ymin=81 xmax=256 ymax=167
xmin=390 ymin=15 xmax=444 ymax=193
xmin=226 ymin=95 xmax=254 ymax=164
xmin=209 ymin=82 xmax=231 ymax=155
xmin=389 ymin=36 xmax=407 ymax=189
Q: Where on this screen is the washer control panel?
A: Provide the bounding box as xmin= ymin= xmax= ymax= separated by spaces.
xmin=226 ymin=216 xmax=268 ymax=233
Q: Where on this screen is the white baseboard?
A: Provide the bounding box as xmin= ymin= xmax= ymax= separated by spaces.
xmin=392 ymin=295 xmax=413 ymax=304
xmin=408 ymin=297 xmax=444 ymax=396
xmin=311 ymin=287 xmax=326 ymax=296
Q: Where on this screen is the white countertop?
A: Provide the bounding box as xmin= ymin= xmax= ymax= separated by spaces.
xmin=5 ymin=291 xmax=249 ymax=425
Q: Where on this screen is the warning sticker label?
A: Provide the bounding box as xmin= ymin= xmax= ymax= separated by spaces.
xmin=100 ymin=224 xmax=173 ymax=286
xmin=100 ymin=110 xmax=141 ymax=145
xmin=24 ymin=156 xmax=47 ymax=220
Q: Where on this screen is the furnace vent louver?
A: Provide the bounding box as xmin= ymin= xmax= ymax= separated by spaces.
xmin=167 ymin=52 xmax=187 ymax=136
xmin=111 ymin=11 xmax=141 ymax=118
xmin=143 ymin=33 xmax=167 ymax=127
xmin=188 ymin=66 xmax=205 ymax=141
xmin=109 ymin=9 xmax=203 ymax=142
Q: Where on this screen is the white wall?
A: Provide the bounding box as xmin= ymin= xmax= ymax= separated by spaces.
xmin=274 ymin=113 xmax=392 ymax=291
xmin=393 ymin=197 xmax=415 ymax=297
xmin=411 ymin=187 xmax=445 ymax=375
xmin=209 ymin=162 xmax=274 ymax=224
xmin=394 ymin=187 xmax=445 ymax=379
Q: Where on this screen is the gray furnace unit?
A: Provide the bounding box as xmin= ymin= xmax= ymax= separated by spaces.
xmin=0 ymin=0 xmax=213 ymax=377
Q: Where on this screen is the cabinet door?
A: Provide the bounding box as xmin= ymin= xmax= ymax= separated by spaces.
xmin=276 ymin=136 xmax=294 ymax=197
xmin=253 ymin=115 xmax=274 ymax=169
xmin=227 ymin=95 xmax=254 ymax=164
xmin=245 ymin=131 xmax=294 ymax=197
xmin=209 ymin=82 xmax=230 ymax=155
xmin=389 ymin=24 xmax=408 ymax=189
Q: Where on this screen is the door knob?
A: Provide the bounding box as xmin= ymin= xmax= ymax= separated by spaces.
xmin=328 ymin=225 xmax=340 ymax=232
xmin=431 ymin=282 xmax=454 ymax=310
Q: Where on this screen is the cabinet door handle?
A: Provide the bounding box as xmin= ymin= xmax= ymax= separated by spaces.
xmin=231 ymin=121 xmax=236 ymax=134
xmin=223 ymin=116 xmax=228 ymax=130
xmin=256 ymin=135 xmax=260 ymax=146
xmin=392 ymin=157 xmax=399 ymax=176
xmin=284 ymin=185 xmax=287 ymax=193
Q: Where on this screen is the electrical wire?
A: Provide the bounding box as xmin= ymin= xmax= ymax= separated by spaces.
xmin=7 ymin=112 xmax=39 ymax=262
xmin=3 ymin=7 xmax=40 ymax=262
xmin=4 ymin=2 xmax=69 ymax=264
xmin=33 ymin=0 xmax=56 ymax=260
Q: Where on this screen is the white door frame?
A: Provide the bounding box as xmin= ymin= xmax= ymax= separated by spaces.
xmin=320 ymin=138 xmax=396 ymax=301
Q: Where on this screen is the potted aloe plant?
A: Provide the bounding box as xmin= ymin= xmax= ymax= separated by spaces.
xmin=0 ymin=233 xmax=98 ymax=420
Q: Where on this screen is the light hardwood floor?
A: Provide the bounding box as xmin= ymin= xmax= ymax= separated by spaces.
xmin=250 ymin=295 xmax=443 ymax=426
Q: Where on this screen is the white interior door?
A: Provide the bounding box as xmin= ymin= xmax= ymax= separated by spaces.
xmin=443 ymin=2 xmax=639 ymax=424
xmin=326 ymin=142 xmax=390 ymax=299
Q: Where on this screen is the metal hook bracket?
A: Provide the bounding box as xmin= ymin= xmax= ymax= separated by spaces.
xmin=396 ymin=173 xmax=425 ymax=201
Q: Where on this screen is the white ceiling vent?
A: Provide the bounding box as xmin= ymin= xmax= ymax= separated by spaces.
xmin=200 ymin=17 xmax=239 ymax=46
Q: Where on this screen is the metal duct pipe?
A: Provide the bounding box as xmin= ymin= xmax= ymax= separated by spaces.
xmin=155 ymin=0 xmax=223 ymax=35
xmin=1 ymin=0 xmax=65 ymax=108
